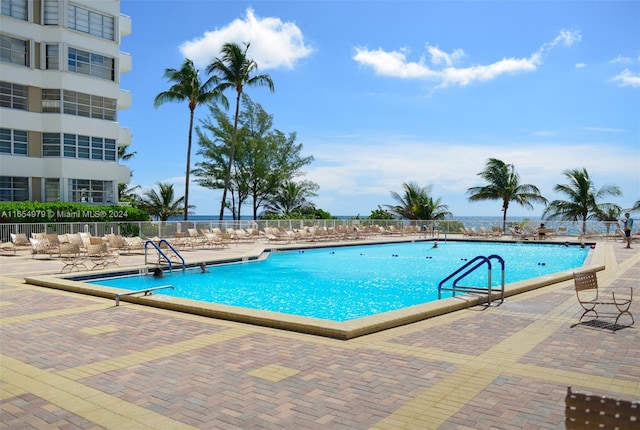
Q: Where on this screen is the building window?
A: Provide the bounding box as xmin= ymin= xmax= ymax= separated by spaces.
xmin=77 ymin=135 xmax=89 ymax=159
xmin=0 ymin=176 xmax=28 ymax=201
xmin=42 ymin=133 xmax=60 ymax=157
xmin=0 ymin=81 xmax=27 ymax=109
xmin=45 ymin=178 xmax=60 ymax=201
xmin=105 ymin=139 xmax=116 ymax=161
xmin=45 ymin=44 xmax=59 ymax=69
xmin=1 ymin=0 xmax=27 ymax=21
xmin=0 ymin=34 xmax=28 ymax=66
xmin=63 ymin=133 xmax=76 ymax=157
xmin=68 ymin=4 xmax=115 ymax=41
xmin=69 ymin=179 xmax=113 ymax=203
xmin=43 ymin=0 xmax=59 ymax=25
xmin=68 ymin=47 xmax=114 ymax=81
xmin=42 ymin=89 xmax=116 ymax=120
xmin=0 ymin=128 xmax=27 ymax=155
xmin=55 ymin=133 xmax=116 ymax=161
xmin=42 ymin=88 xmax=61 ymax=112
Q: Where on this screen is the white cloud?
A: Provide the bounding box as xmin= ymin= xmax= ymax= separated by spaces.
xmin=584 ymin=127 xmax=625 ymax=133
xmin=427 ymin=45 xmax=464 ymax=66
xmin=179 ymin=8 xmax=313 ymax=69
xmin=575 ymin=62 xmax=586 ymax=68
xmin=610 ymin=55 xmax=634 ymax=64
xmin=353 ymin=30 xmax=581 ymax=88
xmin=301 ymin=133 xmax=638 ymax=216
xmin=612 ymin=69 xmax=640 ymax=87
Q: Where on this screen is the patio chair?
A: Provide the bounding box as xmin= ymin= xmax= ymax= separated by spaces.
xmin=565 ymin=386 xmax=639 ymax=429
xmin=29 ymin=237 xmax=53 ymax=258
xmin=59 ymin=243 xmax=87 ymax=273
xmin=572 ymin=270 xmax=634 ymax=331
xmin=87 ymin=243 xmax=119 ymax=270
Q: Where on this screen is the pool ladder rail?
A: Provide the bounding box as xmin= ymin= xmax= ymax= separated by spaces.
xmin=144 ymin=239 xmax=185 ymax=272
xmin=115 ymin=285 xmax=174 ymax=306
xmin=437 ymin=254 xmax=505 ymax=306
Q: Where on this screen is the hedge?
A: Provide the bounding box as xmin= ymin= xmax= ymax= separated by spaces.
xmin=0 ymin=201 xmax=149 ymax=223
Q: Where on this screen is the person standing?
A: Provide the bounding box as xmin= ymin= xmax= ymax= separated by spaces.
xmin=622 ymin=212 xmax=634 ymax=249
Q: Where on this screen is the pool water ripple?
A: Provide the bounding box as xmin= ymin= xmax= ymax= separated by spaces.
xmin=89 ymin=241 xmax=588 ymax=321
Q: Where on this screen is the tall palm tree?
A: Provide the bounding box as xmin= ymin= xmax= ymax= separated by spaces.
xmin=138 ymin=182 xmax=186 ymax=222
xmin=385 ymin=182 xmax=451 ymax=220
xmin=542 ymin=168 xmax=622 ymax=233
xmin=206 ymin=42 xmax=274 ymax=221
xmin=153 ymin=59 xmax=224 ymax=220
xmin=467 ymin=158 xmax=548 ymax=230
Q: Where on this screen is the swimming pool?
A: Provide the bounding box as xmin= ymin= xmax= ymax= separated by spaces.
xmin=88 ymin=241 xmax=589 ymax=321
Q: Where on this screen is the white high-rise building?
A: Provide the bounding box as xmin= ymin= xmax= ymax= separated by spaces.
xmin=0 ymin=0 xmax=131 ymax=204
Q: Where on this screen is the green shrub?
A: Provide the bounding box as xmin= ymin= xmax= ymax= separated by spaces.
xmin=0 ymin=201 xmax=148 ymax=223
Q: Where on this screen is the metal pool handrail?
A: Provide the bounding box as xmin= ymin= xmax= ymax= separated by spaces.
xmin=115 ymin=285 xmax=174 ymax=306
xmin=438 ymin=254 xmax=505 ymax=305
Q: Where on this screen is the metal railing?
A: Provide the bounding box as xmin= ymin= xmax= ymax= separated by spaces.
xmin=115 ymin=285 xmax=174 ymax=306
xmin=0 ymin=218 xmax=627 ymax=243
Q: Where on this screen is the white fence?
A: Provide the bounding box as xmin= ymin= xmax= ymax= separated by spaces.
xmin=0 ymin=218 xmax=625 ymax=243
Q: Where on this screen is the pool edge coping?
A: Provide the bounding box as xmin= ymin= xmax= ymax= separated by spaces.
xmin=23 ymin=240 xmax=603 ymax=340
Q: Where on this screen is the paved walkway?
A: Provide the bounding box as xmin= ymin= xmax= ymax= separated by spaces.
xmin=0 ymin=239 xmax=638 ymax=429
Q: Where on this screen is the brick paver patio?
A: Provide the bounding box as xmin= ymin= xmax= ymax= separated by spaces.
xmin=1 ymin=238 xmax=638 ymax=429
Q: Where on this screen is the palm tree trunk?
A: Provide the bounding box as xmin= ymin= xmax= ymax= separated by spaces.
xmin=219 ymin=90 xmax=242 ymax=221
xmin=184 ymin=108 xmax=195 ymax=220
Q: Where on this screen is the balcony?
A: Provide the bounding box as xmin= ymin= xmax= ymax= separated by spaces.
xmin=119 ymin=127 xmax=132 ymax=147
xmin=120 ymin=14 xmax=132 ymax=37
xmin=119 ymin=51 xmax=132 ymax=74
xmin=118 ymin=89 xmax=131 ymax=110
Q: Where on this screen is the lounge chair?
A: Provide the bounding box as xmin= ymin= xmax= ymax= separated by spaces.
xmin=508 ymin=226 xmax=535 ymax=240
xmin=491 ymin=226 xmax=504 ymax=237
xmin=203 ymin=232 xmax=229 ymax=249
xmin=615 ymin=228 xmax=640 ymax=244
xmin=565 ymin=386 xmax=639 ymax=429
xmin=572 ymin=270 xmax=633 ymax=331
xmin=0 ymin=241 xmax=16 ymax=255
xmin=10 ymin=233 xmax=30 ymax=249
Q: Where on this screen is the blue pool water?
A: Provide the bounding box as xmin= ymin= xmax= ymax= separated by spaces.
xmin=89 ymin=241 xmax=589 ymax=321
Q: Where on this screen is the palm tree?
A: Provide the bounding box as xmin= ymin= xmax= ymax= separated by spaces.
xmin=467 ymin=158 xmax=548 ymax=231
xmin=631 ymin=199 xmax=640 ymax=212
xmin=138 ymin=182 xmax=186 ymax=222
xmin=542 ymin=168 xmax=622 ymax=233
xmin=153 ymin=59 xmax=224 ymax=220
xmin=264 ymin=180 xmax=318 ymax=217
xmin=206 ymin=42 xmax=274 ymax=221
xmin=385 ymin=182 xmax=451 ymax=220
xmin=117 ymin=145 xmax=139 ymax=203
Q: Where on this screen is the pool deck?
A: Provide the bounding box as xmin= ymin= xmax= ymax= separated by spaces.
xmin=1 ymin=235 xmax=638 ymax=428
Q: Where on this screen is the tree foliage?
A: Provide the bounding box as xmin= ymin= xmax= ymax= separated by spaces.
xmin=137 ymin=182 xmax=187 ymax=221
xmin=368 ymin=206 xmax=396 ymax=220
xmin=206 ymin=42 xmax=274 ymax=221
xmin=467 ymin=158 xmax=547 ymax=230
xmin=542 ymin=168 xmax=622 ymax=232
xmin=193 ymin=96 xmax=314 ymax=220
xmin=262 ymin=180 xmax=319 ymax=217
xmin=153 ymin=58 xmax=224 ymax=220
xmin=386 ymin=182 xmax=451 ymax=220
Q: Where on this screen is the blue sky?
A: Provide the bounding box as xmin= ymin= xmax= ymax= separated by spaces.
xmin=119 ymin=0 xmax=640 ymax=218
